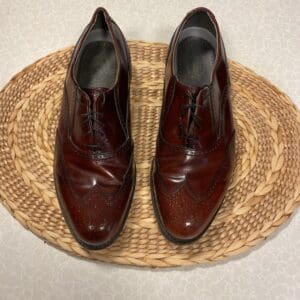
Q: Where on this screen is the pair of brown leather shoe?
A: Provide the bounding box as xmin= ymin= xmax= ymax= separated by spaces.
xmin=54 ymin=7 xmax=235 ymax=249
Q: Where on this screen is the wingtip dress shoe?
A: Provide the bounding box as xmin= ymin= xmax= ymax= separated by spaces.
xmin=151 ymin=7 xmax=235 ymax=243
xmin=54 ymin=7 xmax=135 ymax=250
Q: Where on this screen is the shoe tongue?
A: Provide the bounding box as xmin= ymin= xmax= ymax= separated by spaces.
xmin=180 ymin=83 xmax=201 ymax=92
xmin=83 ymin=87 xmax=109 ymax=102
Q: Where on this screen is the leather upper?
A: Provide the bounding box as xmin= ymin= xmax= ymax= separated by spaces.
xmin=152 ymin=7 xmax=235 ymax=242
xmin=54 ymin=7 xmax=135 ymax=249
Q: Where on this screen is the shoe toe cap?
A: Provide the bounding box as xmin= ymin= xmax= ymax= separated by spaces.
xmin=158 ymin=200 xmax=210 ymax=242
xmin=73 ymin=216 xmax=120 ymax=249
xmin=153 ymin=173 xmax=226 ymax=243
xmin=56 ymin=175 xmax=133 ymax=249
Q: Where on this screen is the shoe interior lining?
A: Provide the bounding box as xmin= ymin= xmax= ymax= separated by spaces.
xmin=174 ymin=12 xmax=217 ymax=87
xmin=74 ymin=12 xmax=117 ymax=89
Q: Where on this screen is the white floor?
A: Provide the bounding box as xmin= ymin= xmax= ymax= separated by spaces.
xmin=0 ymin=1 xmax=299 ymax=299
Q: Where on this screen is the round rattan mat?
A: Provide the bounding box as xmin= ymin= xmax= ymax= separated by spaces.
xmin=0 ymin=41 xmax=299 ymax=268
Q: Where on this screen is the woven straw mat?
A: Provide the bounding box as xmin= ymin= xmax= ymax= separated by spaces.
xmin=0 ymin=41 xmax=299 ymax=268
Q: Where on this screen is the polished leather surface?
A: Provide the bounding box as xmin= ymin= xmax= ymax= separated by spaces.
xmin=54 ymin=7 xmax=135 ymax=249
xmin=151 ymin=7 xmax=235 ymax=243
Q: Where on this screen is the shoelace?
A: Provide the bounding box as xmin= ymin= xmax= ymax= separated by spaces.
xmin=81 ymin=111 xmax=104 ymax=136
xmin=178 ymin=89 xmax=209 ymax=148
xmin=80 ymin=92 xmax=107 ymax=148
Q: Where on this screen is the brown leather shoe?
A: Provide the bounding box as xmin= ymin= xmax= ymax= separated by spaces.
xmin=151 ymin=8 xmax=235 ymax=243
xmin=54 ymin=8 xmax=135 ymax=250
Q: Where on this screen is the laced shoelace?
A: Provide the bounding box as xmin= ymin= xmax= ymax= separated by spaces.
xmin=178 ymin=89 xmax=209 ymax=147
xmin=81 ymin=111 xmax=104 ymax=135
xmin=80 ymin=92 xmax=108 ymax=148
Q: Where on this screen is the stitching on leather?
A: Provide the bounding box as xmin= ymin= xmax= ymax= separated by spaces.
xmin=58 ymin=170 xmax=130 ymax=208
xmin=207 ymin=85 xmax=216 ymax=131
xmin=158 ymin=83 xmax=225 ymax=156
xmin=184 ymin=133 xmax=234 ymax=202
xmin=62 ymin=83 xmax=71 ymax=128
xmin=158 ymin=82 xmax=230 ymax=156
xmin=64 ymin=84 xmax=132 ymax=160
xmin=156 ymin=132 xmax=235 ymax=202
xmin=68 ymin=137 xmax=132 ymax=160
xmin=155 ymin=169 xmax=185 ymax=197
xmin=64 ymin=89 xmax=132 ymax=160
xmin=110 ymin=21 xmax=130 ymax=132
xmin=57 ymin=148 xmax=133 ymax=207
xmin=63 ymin=54 xmax=131 ymax=159
xmin=159 ymin=134 xmax=224 ymax=156
xmin=113 ymin=87 xmax=128 ymax=137
xmin=219 ymin=83 xmax=230 ymax=136
xmin=83 ymin=177 xmax=129 ymax=207
xmin=56 ymin=135 xmax=134 ymax=182
xmin=160 ymin=77 xmax=176 ymax=131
